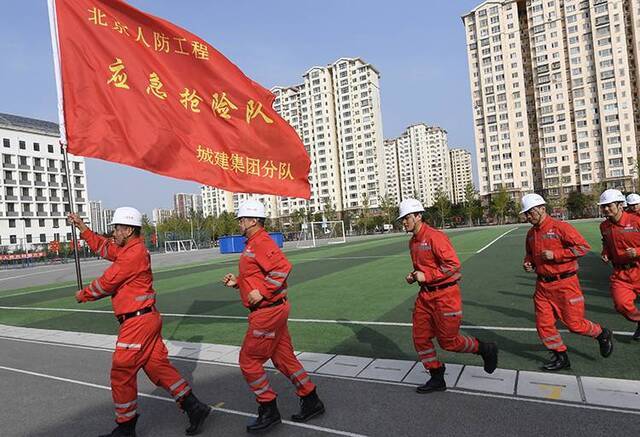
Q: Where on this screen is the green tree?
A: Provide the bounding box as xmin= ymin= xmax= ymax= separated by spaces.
xmin=566 ymin=191 xmax=590 ymax=219
xmin=358 ymin=193 xmax=371 ymax=233
xmin=378 ymin=193 xmax=397 ymax=225
xmin=462 ymin=182 xmax=479 ymax=226
xmin=322 ymin=198 xmax=337 ymax=221
xmin=491 ymin=187 xmax=510 ymax=224
xmin=433 ymin=188 xmax=452 ymax=229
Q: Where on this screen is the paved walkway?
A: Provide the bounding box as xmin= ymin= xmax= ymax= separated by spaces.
xmin=1 ymin=324 xmax=639 ymax=412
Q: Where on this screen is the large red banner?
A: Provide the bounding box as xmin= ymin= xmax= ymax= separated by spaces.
xmin=53 ymin=0 xmax=311 ymax=198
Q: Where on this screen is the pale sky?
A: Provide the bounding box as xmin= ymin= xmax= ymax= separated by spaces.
xmin=0 ymin=0 xmax=482 ymax=215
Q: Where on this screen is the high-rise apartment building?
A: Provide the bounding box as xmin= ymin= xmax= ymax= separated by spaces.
xmin=152 ymin=208 xmax=173 ymax=225
xmin=204 ymin=57 xmax=386 ymax=219
xmin=173 ymin=193 xmax=202 ymax=218
xmin=201 ymin=186 xmax=278 ymax=218
xmin=0 ymin=113 xmax=90 ymax=250
xmin=386 ymin=124 xmax=453 ymax=207
xmin=89 ymin=200 xmax=105 ymax=234
xmin=450 ymin=148 xmax=474 ymax=203
xmin=273 ymin=57 xmax=386 ymax=214
xmin=464 ymin=0 xmax=640 ymax=200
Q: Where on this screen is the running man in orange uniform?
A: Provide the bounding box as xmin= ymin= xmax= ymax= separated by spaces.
xmin=222 ymin=199 xmax=324 ymax=433
xmin=399 ymin=198 xmax=498 ymax=393
xmin=599 ymin=189 xmax=640 ymax=340
xmin=625 ymin=193 xmax=640 ymax=216
xmin=521 ymin=194 xmax=613 ymax=371
xmin=69 ymin=208 xmax=210 ymax=437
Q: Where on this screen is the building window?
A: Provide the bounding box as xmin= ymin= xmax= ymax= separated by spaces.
xmin=40 ymin=234 xmax=46 ymax=243
xmin=3 ymin=138 xmax=9 ymax=148
xmin=48 ymin=144 xmax=54 ymax=153
xmin=9 ymin=219 xmax=16 ymax=228
xmin=33 ymin=142 xmax=40 ymax=152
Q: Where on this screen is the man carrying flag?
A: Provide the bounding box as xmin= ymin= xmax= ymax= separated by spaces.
xmin=68 ymin=209 xmax=210 ymax=436
xmin=222 ymin=199 xmax=325 ymax=433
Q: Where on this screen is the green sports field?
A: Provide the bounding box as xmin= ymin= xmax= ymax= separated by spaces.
xmin=1 ymin=221 xmax=638 ymax=379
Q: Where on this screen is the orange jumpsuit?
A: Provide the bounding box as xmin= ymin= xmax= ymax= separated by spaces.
xmin=600 ymin=212 xmax=640 ymax=322
xmin=77 ymin=230 xmax=191 ymax=423
xmin=236 ymin=228 xmax=315 ymax=403
xmin=410 ymin=223 xmax=478 ymax=370
xmin=525 ymin=216 xmax=601 ymax=352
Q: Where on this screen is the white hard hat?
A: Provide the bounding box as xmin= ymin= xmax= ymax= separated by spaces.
xmin=520 ymin=193 xmax=546 ymax=214
xmin=397 ymin=198 xmax=425 ymax=221
xmin=626 ymin=193 xmax=640 ymax=205
xmin=237 ymin=199 xmax=266 ymax=219
xmin=598 ymin=189 xmax=626 ymax=205
xmin=110 ymin=207 xmax=143 ymax=227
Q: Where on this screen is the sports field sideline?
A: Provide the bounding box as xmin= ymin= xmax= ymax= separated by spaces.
xmin=0 ymin=220 xmax=638 ymax=380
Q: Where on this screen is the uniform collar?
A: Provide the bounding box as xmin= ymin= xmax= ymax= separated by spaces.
xmin=412 ymin=222 xmax=431 ymax=241
xmin=535 ymin=214 xmax=553 ymax=230
xmin=612 ymin=211 xmax=633 ymax=227
xmin=123 ymin=236 xmax=142 ymax=249
xmin=246 ymin=227 xmax=266 ymax=242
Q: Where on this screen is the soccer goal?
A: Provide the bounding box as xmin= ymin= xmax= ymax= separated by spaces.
xmin=164 ymin=239 xmax=198 ymax=253
xmin=296 ymin=221 xmax=346 ymax=248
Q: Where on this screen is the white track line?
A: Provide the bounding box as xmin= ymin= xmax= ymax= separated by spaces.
xmin=0 ymin=364 xmax=367 ymax=437
xmin=0 ymin=266 xmax=76 ymax=282
xmin=476 ymin=227 xmax=519 ymax=253
xmin=0 ymin=305 xmax=634 ymax=335
xmin=2 ymin=337 xmax=639 ymax=418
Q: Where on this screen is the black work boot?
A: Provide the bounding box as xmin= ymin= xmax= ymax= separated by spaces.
xmin=99 ymin=415 xmax=138 ymax=437
xmin=542 ymin=351 xmax=570 ymax=371
xmin=596 ymin=327 xmax=614 ymax=358
xmin=477 ymin=341 xmax=499 ymax=374
xmin=291 ymin=388 xmax=325 ymax=422
xmin=246 ymin=399 xmax=281 ymax=433
xmin=633 ymin=323 xmax=640 ymax=341
xmin=181 ymin=392 xmax=211 ymax=436
xmin=416 ymin=365 xmax=447 ymax=394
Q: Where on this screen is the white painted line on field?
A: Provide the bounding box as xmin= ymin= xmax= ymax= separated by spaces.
xmin=2 ymin=336 xmax=640 ymax=418
xmin=0 ymin=364 xmax=368 ymax=437
xmin=0 ymin=266 xmax=74 ymax=282
xmin=476 ymin=227 xmax=519 ymax=253
xmin=0 ymin=306 xmax=634 ymax=335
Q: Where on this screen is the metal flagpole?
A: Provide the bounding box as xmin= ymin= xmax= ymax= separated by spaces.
xmin=47 ymin=0 xmax=83 ymax=290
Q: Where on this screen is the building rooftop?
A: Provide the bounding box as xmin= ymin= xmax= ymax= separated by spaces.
xmin=0 ymin=112 xmax=60 ymax=137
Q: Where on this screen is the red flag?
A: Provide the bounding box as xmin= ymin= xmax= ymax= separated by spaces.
xmin=51 ymin=0 xmax=310 ymax=198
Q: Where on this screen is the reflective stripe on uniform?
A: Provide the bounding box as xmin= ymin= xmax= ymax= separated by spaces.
xmin=269 ymin=271 xmax=288 ymax=278
xmin=252 ymin=329 xmax=276 ymax=338
xmin=244 ymin=252 xmax=256 ymax=258
xmin=116 ymin=410 xmax=137 ymax=419
xmin=294 ymin=376 xmax=310 ymax=388
xmin=116 ymin=342 xmax=141 ymax=350
xmin=421 ymin=357 xmax=437 ymax=363
xmin=93 ymin=280 xmax=107 ymax=296
xmin=543 ymin=335 xmax=560 ymax=343
xmin=443 ymin=310 xmax=463 ymax=317
xmin=135 ymin=293 xmax=156 ymax=302
xmin=418 ymin=348 xmax=435 ymax=356
xmin=289 ymin=368 xmax=306 ymax=381
xmin=173 ymin=387 xmax=190 ymax=400
xmin=254 ymin=385 xmax=271 ymax=396
xmin=88 ymin=284 xmax=101 ymax=298
xmin=114 ymin=400 xmax=137 ymax=409
xmin=265 ymin=277 xmax=283 ymax=287
xmin=250 ymin=374 xmax=268 ymax=387
xmin=547 ymin=341 xmax=564 ymax=349
xmin=169 ymin=378 xmax=186 ymax=391
xmin=569 ymin=296 xmax=584 ymax=304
